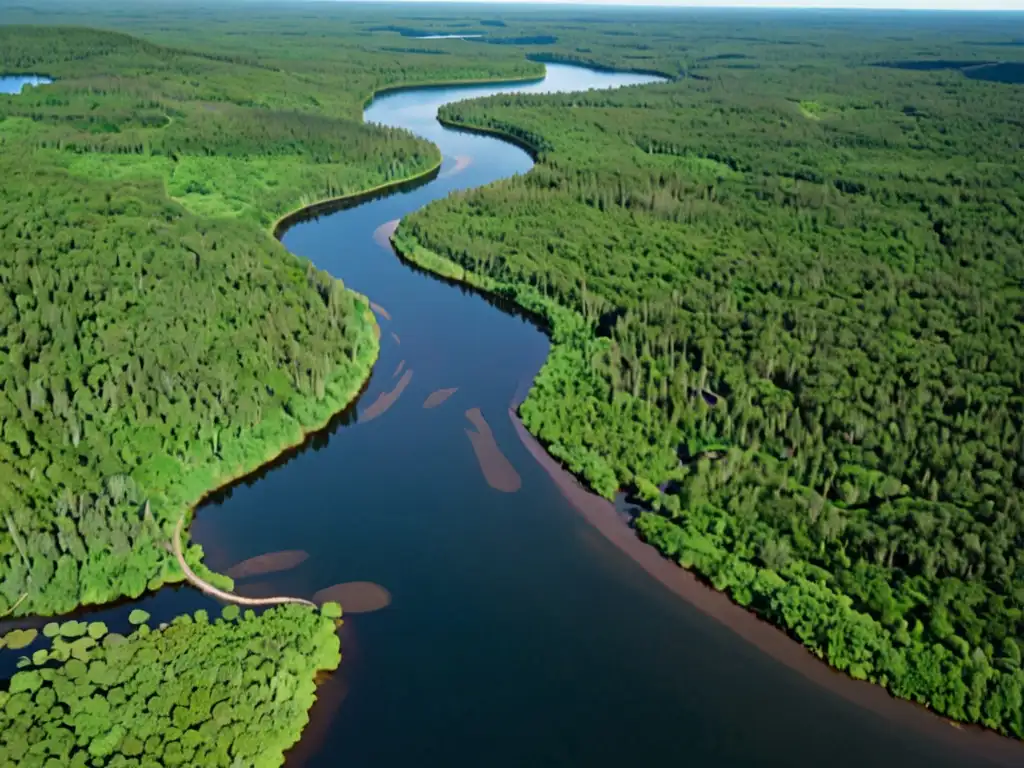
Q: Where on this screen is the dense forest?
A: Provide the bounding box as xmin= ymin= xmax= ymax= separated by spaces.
xmin=396 ymin=12 xmax=1024 ymax=737
xmin=0 ymin=603 xmax=342 ymax=766
xmin=0 ymin=9 xmax=545 ymax=761
xmin=2 ymin=0 xmax=1024 ymax=756
xmin=0 ymin=19 xmax=540 ymax=619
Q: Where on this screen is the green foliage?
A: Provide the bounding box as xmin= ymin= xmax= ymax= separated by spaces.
xmin=0 ymin=605 xmax=340 ymax=766
xmin=397 ymin=12 xmax=1024 ymax=738
xmin=127 ymin=610 xmax=150 ymax=626
xmin=321 ymin=601 xmax=342 ymax=620
xmin=0 ymin=15 xmax=535 ymax=620
xmin=2 ymin=628 xmax=38 ymax=650
xmin=59 ymin=620 xmax=87 ymax=638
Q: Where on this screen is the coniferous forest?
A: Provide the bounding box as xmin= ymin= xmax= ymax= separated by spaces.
xmin=1 ymin=0 xmax=1023 ymax=762
xmin=0 ymin=10 xmax=539 ymax=619
xmin=397 ymin=6 xmax=1024 ymax=740
xmin=0 ymin=6 xmax=540 ymax=763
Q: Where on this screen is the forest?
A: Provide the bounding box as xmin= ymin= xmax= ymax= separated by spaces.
xmin=0 ymin=8 xmax=545 ymax=761
xmin=1 ymin=0 xmax=1023 ymax=756
xmin=0 ymin=603 xmax=343 ymax=766
xmin=395 ymin=10 xmax=1024 ymax=738
xmin=0 ymin=18 xmax=540 ymax=619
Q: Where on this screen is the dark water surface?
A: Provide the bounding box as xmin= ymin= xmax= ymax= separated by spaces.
xmin=3 ymin=64 xmax=1020 ymax=767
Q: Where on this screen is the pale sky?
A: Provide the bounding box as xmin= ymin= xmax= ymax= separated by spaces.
xmin=345 ymin=0 xmax=1024 ymax=10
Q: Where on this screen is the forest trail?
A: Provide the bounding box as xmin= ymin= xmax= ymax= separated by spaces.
xmin=173 ymin=515 xmax=316 ymax=608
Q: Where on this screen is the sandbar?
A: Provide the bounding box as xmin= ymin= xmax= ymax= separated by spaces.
xmin=226 ymin=550 xmax=309 ymax=579
xmin=464 ymin=407 xmax=521 ymax=493
xmin=423 ymin=387 xmax=458 ymax=409
xmin=373 ymin=218 xmax=401 ymax=249
xmin=313 ymin=582 xmax=392 ymax=614
xmin=361 ymin=369 xmax=413 ymax=422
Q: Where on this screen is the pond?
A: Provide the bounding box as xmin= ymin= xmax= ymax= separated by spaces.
xmin=0 ymin=75 xmax=52 ymax=94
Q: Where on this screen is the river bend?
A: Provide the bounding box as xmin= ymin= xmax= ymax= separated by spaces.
xmin=3 ymin=63 xmax=1019 ymax=768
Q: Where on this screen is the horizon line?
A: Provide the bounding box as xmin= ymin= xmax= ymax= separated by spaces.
xmin=328 ymin=0 xmax=1024 ymax=10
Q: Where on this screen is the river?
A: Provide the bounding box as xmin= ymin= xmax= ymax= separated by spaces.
xmin=3 ymin=63 xmax=1020 ymax=767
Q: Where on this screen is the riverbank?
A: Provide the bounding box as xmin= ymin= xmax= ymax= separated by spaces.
xmin=359 ymin=70 xmax=545 ymax=110
xmin=390 ymin=226 xmax=1024 ymax=748
xmin=507 ymin=407 xmax=1024 ymax=767
xmin=269 ymin=70 xmax=556 ymax=241
xmin=145 ymin=301 xmax=381 ymax=603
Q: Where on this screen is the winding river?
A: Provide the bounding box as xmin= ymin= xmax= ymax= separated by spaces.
xmin=3 ymin=63 xmax=1022 ymax=767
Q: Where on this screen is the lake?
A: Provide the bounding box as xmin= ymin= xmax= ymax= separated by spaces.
xmin=0 ymin=75 xmax=52 ymax=94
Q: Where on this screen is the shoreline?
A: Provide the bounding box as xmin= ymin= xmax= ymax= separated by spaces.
xmin=359 ymin=70 xmax=545 ymax=110
xmin=389 ymin=105 xmax=1024 ymax=749
xmin=390 ymin=222 xmax=1024 ymax=751
xmin=146 ymin=308 xmax=380 ymax=606
xmin=437 ymin=115 xmax=542 ymax=160
xmin=270 ymin=160 xmax=442 ymax=241
xmin=271 ymin=68 xmax=554 ymax=241
xmin=508 ymin=407 xmax=1024 ymax=768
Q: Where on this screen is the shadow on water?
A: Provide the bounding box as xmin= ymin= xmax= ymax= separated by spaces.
xmin=273 ymin=165 xmax=441 ymax=241
xmin=201 ymin=377 xmax=368 ymax=507
xmin=872 ymin=59 xmax=1024 ymax=84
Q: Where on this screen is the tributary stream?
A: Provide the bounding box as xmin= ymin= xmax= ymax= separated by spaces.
xmin=3 ymin=63 xmax=1021 ymax=768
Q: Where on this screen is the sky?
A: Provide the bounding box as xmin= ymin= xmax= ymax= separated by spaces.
xmin=342 ymin=0 xmax=1024 ymax=10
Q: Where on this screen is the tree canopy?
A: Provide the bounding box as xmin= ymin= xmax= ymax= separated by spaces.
xmin=396 ymin=11 xmax=1024 ymax=737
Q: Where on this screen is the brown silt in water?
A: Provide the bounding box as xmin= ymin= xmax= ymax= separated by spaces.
xmin=313 ymin=582 xmax=392 ymax=614
xmin=464 ymin=407 xmax=521 ymax=493
xmin=423 ymin=387 xmax=457 ymax=409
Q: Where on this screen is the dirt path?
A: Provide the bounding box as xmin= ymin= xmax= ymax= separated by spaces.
xmin=173 ymin=515 xmax=316 ymax=608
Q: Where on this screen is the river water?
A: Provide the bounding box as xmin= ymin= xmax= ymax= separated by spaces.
xmin=2 ymin=63 xmax=1020 ymax=767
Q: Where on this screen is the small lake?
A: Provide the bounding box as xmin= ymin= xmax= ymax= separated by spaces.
xmin=414 ymin=33 xmax=483 ymax=40
xmin=3 ymin=62 xmax=1022 ymax=768
xmin=0 ymin=75 xmax=52 ymax=94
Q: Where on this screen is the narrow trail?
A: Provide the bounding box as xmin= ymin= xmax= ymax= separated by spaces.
xmin=173 ymin=515 xmax=316 ymax=608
